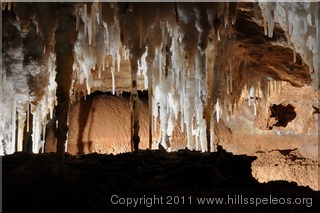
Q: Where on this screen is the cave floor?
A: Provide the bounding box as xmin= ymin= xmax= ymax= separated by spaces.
xmin=2 ymin=150 xmax=319 ymax=212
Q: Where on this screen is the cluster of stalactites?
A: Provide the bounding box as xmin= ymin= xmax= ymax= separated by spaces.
xmin=259 ymin=2 xmax=319 ymax=90
xmin=73 ymin=2 xmax=122 ymax=98
xmin=1 ymin=3 xmax=58 ymax=155
xmin=70 ymin=2 xmax=242 ymax=152
xmin=120 ymin=2 xmax=241 ymax=151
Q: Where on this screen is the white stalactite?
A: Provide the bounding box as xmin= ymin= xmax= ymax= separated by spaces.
xmin=11 ymin=97 xmax=16 ymax=154
xmin=84 ymin=4 xmax=87 ymax=36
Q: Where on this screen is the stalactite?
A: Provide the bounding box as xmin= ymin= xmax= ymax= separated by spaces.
xmin=229 ymin=2 xmax=239 ymax=25
xmin=216 ymin=98 xmax=221 ymax=122
xmin=17 ymin=111 xmax=26 ymax=152
xmin=84 ymin=4 xmax=87 ymax=36
xmin=75 ymin=4 xmax=80 ymax=31
xmin=88 ymin=16 xmax=92 ymax=46
xmin=2 ymin=2 xmax=7 ymax=10
xmin=184 ymin=63 xmax=196 ymax=150
xmin=111 ymin=67 xmax=115 ymax=95
xmin=91 ymin=3 xmax=97 ymax=47
xmin=11 ymin=97 xmax=16 ymax=154
xmin=48 ymin=53 xmax=57 ymax=120
xmin=32 ymin=106 xmax=40 ymax=153
xmin=229 ymin=59 xmax=233 ymax=94
xmin=253 ymin=89 xmax=257 ymax=116
xmin=98 ymin=2 xmax=102 ymax=25
xmin=248 ymin=85 xmax=252 ymax=106
xmin=0 ymin=6 xmax=2 ymax=148
xmin=267 ymin=3 xmax=275 ymax=38
xmin=139 ymin=15 xmax=143 ymax=49
xmin=41 ymin=116 xmax=47 ymax=153
xmin=266 ymin=81 xmax=270 ymax=113
xmin=263 ymin=17 xmax=268 ymax=36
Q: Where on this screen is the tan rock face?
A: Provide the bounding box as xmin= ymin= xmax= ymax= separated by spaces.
xmin=252 ymin=150 xmax=318 ymax=191
xmin=218 ymin=83 xmax=318 ymax=190
xmin=45 ymin=93 xmax=187 ymax=154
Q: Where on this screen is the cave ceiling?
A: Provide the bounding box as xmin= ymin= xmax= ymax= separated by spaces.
xmin=0 ymin=1 xmax=318 ymax=154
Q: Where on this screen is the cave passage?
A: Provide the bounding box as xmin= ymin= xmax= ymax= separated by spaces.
xmin=270 ymin=104 xmax=296 ymax=128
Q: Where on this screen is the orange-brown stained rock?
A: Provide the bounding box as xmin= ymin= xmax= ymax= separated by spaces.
xmin=45 ymin=94 xmax=187 ymax=154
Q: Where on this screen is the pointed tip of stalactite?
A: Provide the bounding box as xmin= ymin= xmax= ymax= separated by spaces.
xmin=128 ymin=2 xmax=134 ymax=15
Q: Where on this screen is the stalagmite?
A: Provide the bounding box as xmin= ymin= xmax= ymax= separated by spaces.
xmin=147 ymin=47 xmax=154 ymax=150
xmin=130 ymin=59 xmax=142 ymax=152
xmin=26 ymin=104 xmax=30 ymax=132
xmin=205 ymin=39 xmax=216 ymax=152
xmin=210 ymin=109 xmax=215 ymax=152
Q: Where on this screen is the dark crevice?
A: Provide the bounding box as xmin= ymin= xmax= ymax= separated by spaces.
xmin=93 ymin=90 xmax=149 ymax=100
xmin=312 ymin=105 xmax=319 ymax=114
xmin=270 ymin=104 xmax=296 ymax=127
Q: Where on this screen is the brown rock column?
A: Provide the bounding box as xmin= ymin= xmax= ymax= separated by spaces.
xmin=130 ymin=59 xmax=142 ymax=152
xmin=54 ymin=3 xmax=77 ymax=157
